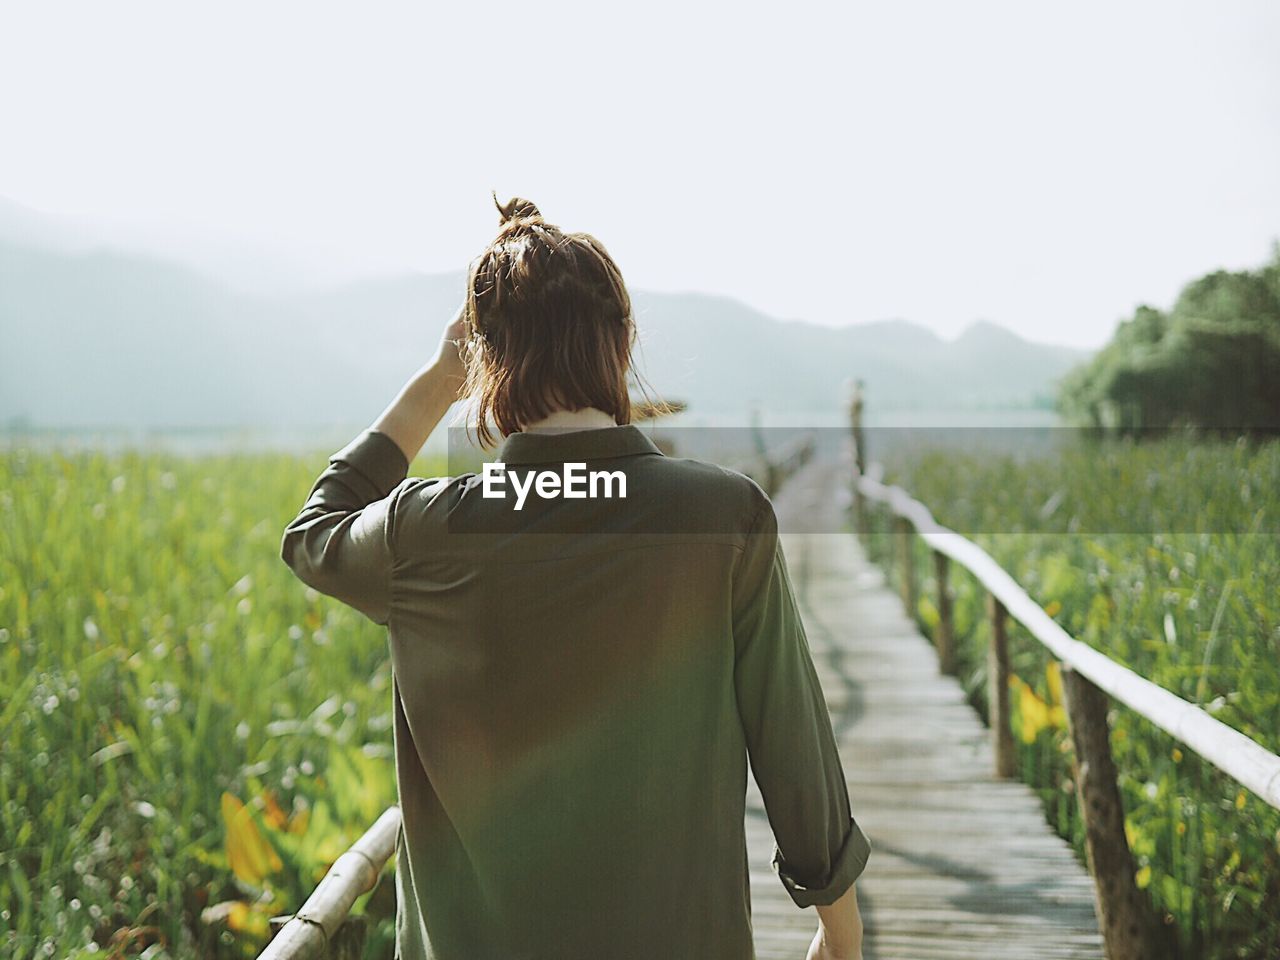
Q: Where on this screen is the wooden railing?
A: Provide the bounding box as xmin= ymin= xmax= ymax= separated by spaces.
xmin=738 ymin=428 xmax=815 ymax=497
xmin=848 ymin=420 xmax=1280 ymax=960
xmin=258 ymin=806 xmax=400 ymax=960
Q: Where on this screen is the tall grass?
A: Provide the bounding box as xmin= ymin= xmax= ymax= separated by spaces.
xmin=1 ymin=446 xmax=445 ymax=959
xmin=866 ymin=435 xmax=1280 ymax=959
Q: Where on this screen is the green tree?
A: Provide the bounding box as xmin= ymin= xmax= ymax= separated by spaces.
xmin=1059 ymin=250 xmax=1280 ymax=434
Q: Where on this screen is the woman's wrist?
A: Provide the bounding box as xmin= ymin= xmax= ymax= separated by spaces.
xmin=813 ymin=882 xmax=863 ymax=959
xmin=373 ymin=361 xmax=463 ymax=465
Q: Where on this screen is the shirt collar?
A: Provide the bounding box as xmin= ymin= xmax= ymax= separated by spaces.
xmin=496 ymin=423 xmax=664 ymax=466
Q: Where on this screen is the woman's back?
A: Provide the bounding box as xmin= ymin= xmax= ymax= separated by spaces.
xmin=283 ymin=423 xmax=868 ymax=958
xmin=391 ymin=424 xmax=764 ymax=958
xmin=280 ymin=197 xmax=869 ymax=960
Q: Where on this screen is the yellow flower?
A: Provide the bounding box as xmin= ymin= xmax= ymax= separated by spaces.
xmin=1012 ymin=675 xmax=1052 ymax=744
xmin=221 ymin=792 xmax=282 ymax=887
xmin=1044 ymin=600 xmax=1062 ymax=618
xmin=261 ymin=789 xmax=289 ymax=831
xmin=288 ymin=804 xmax=312 ymax=836
xmin=1045 ymin=661 xmax=1064 ymax=706
xmin=1176 ymin=822 xmax=1187 ymax=836
xmin=1235 ymin=792 xmax=1247 ymax=811
xmin=1135 ymin=866 xmax=1152 ymax=889
xmin=1171 ymin=748 xmax=1183 ymax=763
xmin=227 ymin=900 xmax=271 ymax=937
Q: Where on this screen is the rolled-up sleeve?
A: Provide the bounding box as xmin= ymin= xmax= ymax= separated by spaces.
xmin=280 ymin=428 xmax=410 ymax=625
xmin=732 ymin=497 xmax=871 ymax=908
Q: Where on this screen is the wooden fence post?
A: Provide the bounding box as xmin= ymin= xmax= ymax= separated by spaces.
xmin=986 ymin=594 xmax=1016 ymax=778
xmin=849 ymin=380 xmax=868 ymax=538
xmin=895 ymin=516 xmax=916 ymax=616
xmin=1060 ymin=666 xmax=1167 ymax=960
xmin=882 ymin=506 xmax=896 ymax=579
xmin=933 ymin=551 xmax=956 ymax=674
xmin=328 ymin=916 xmax=367 ymax=960
xmin=849 ymin=378 xmax=866 ymax=477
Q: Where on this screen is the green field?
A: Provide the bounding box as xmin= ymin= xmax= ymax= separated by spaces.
xmin=0 ymin=446 xmax=439 ymax=959
xmin=867 ymin=435 xmax=1280 ymax=960
xmin=5 ymin=435 xmax=1279 ymax=959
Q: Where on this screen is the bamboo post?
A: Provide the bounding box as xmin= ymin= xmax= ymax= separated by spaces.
xmin=258 ymin=806 xmax=400 ymax=960
xmin=986 ymin=593 xmax=1016 ymax=777
xmin=1060 ymin=666 xmax=1166 ymax=960
xmin=895 ymin=516 xmax=916 ymax=617
xmin=933 ymin=550 xmax=956 ymax=674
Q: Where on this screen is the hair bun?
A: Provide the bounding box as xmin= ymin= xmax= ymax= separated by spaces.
xmin=493 ymin=193 xmax=544 ymax=228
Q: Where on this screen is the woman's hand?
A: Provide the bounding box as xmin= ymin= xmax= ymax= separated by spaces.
xmin=429 ymin=302 xmax=469 ymax=392
xmin=371 ymin=303 xmax=471 ymax=464
xmin=806 ymin=881 xmax=864 ymax=960
xmin=806 ymin=928 xmax=862 ymax=960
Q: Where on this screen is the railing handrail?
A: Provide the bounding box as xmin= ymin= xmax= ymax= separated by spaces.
xmin=258 ymin=805 xmax=401 ymax=960
xmin=857 ymin=466 xmax=1280 ymax=811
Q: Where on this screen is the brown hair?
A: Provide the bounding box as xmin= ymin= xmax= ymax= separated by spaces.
xmin=459 ymin=195 xmax=656 ymax=447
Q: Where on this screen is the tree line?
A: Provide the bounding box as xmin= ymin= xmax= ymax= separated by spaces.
xmin=1058 ymin=246 xmax=1280 ymax=434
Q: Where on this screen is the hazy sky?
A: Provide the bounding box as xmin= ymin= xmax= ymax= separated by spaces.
xmin=2 ymin=1 xmax=1278 ymax=348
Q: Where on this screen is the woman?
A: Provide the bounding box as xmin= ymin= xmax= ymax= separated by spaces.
xmin=280 ymin=197 xmax=870 ymax=960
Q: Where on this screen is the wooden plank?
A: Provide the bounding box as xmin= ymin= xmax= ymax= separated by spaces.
xmin=753 ymin=458 xmax=1104 ymax=959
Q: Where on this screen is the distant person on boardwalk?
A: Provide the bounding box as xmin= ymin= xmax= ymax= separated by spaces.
xmin=280 ymin=196 xmax=871 ymax=960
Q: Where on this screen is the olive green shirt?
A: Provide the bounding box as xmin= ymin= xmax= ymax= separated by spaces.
xmin=280 ymin=424 xmax=870 ymax=960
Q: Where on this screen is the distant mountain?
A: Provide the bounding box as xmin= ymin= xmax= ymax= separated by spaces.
xmin=633 ymin=296 xmax=1084 ymax=414
xmin=0 ymin=208 xmax=1089 ymax=429
xmin=0 ymin=195 xmax=99 ymax=254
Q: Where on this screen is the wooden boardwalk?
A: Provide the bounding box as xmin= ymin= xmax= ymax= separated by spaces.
xmin=746 ymin=456 xmax=1104 ymax=959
